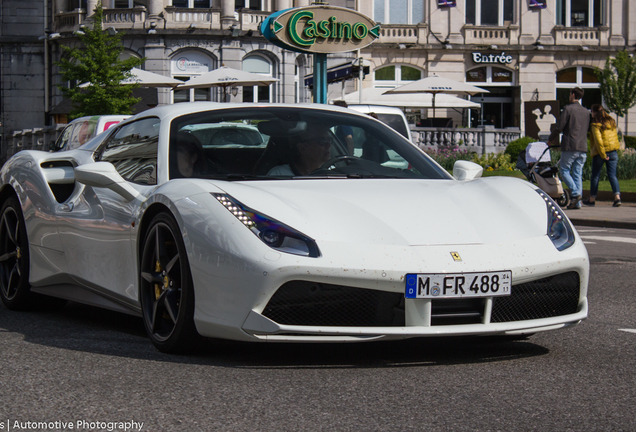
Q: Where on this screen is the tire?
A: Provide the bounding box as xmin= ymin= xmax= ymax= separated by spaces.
xmin=555 ymin=189 xmax=570 ymax=208
xmin=139 ymin=212 xmax=200 ymax=353
xmin=0 ymin=196 xmax=33 ymax=310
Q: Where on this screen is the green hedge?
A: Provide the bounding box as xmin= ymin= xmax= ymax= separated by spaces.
xmin=504 ymin=136 xmax=537 ymax=164
xmin=624 ymin=135 xmax=636 ymax=149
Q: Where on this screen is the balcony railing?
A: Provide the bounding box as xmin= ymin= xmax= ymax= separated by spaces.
xmin=237 ymin=9 xmax=269 ymax=31
xmin=378 ymin=24 xmax=428 ymax=45
xmin=463 ymin=25 xmax=519 ymax=45
xmin=164 ymin=7 xmax=221 ymax=30
xmin=553 ymin=26 xmax=609 ymax=46
xmin=54 ymin=9 xmax=86 ymax=33
xmin=103 ymin=7 xmax=146 ymax=30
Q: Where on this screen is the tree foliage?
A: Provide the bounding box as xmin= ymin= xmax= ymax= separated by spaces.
xmin=56 ymin=1 xmax=144 ymax=119
xmin=595 ymin=50 xmax=636 ymax=118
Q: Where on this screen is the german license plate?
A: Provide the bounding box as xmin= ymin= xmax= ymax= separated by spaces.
xmin=405 ymin=271 xmax=512 ymax=299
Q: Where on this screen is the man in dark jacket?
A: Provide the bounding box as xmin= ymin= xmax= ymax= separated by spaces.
xmin=549 ymin=87 xmax=589 ymax=209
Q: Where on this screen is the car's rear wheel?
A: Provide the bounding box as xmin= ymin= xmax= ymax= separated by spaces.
xmin=0 ymin=197 xmax=32 ymax=310
xmin=140 ymin=212 xmax=199 ymax=353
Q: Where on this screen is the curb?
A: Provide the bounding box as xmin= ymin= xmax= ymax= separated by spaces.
xmin=582 ymin=191 xmax=636 ymax=203
xmin=568 ymin=218 xmax=636 ymax=230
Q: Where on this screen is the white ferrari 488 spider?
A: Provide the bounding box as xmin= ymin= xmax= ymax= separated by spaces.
xmin=0 ymin=103 xmax=588 ymax=353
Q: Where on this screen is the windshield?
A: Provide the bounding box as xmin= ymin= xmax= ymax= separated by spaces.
xmin=169 ymin=107 xmax=450 ymax=180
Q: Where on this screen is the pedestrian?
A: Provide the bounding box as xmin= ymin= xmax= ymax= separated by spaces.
xmin=583 ymin=104 xmax=621 ymax=207
xmin=548 ymin=87 xmax=589 ymax=209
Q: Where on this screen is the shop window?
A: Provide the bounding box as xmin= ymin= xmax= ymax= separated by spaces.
xmin=555 ymin=66 xmax=601 ymax=109
xmin=556 ymin=0 xmax=604 ymax=27
xmin=243 ymin=55 xmax=273 ymax=103
xmin=374 ymin=64 xmax=422 ymax=88
xmin=466 ymin=0 xmax=513 ymax=26
xmin=171 ymin=52 xmax=214 ymax=102
xmin=466 ymin=66 xmax=513 ymax=84
xmin=172 ymin=0 xmax=210 ymax=7
xmin=374 ymin=0 xmax=424 ymax=24
xmin=235 ymin=0 xmax=262 ymax=10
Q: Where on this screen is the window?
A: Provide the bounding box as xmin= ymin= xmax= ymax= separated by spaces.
xmin=466 ymin=0 xmax=513 ymax=26
xmin=68 ymin=0 xmax=87 ymax=10
xmin=171 ymin=52 xmax=215 ymax=102
xmin=556 ymin=0 xmax=604 ymax=27
xmin=98 ymin=118 xmax=160 ymax=185
xmin=555 ymin=66 xmax=601 ymax=109
xmin=172 ymin=0 xmax=211 ymax=7
xmin=374 ymin=65 xmax=422 ymax=88
xmin=374 ymin=0 xmax=424 ymax=24
xmin=243 ymin=55 xmax=274 ymax=103
xmin=114 ymin=0 xmax=132 ymax=7
xmin=235 ymin=0 xmax=262 ymax=10
xmin=466 ymin=66 xmax=513 ymax=84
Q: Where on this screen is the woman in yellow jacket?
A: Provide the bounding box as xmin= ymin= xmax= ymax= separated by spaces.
xmin=584 ymin=104 xmax=621 ymax=207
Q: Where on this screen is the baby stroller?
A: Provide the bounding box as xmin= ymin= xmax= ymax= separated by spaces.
xmin=516 ymin=141 xmax=570 ymax=208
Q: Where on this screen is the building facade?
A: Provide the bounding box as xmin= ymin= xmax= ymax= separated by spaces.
xmin=2 ymin=0 xmax=636 ymax=161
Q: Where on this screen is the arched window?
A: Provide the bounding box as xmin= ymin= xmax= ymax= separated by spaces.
xmin=171 ymin=51 xmax=215 ymax=103
xmin=374 ymin=65 xmax=422 ymax=89
xmin=466 ymin=66 xmax=514 ymax=85
xmin=556 ymin=66 xmax=601 ymax=108
xmin=243 ymin=54 xmax=273 ymax=103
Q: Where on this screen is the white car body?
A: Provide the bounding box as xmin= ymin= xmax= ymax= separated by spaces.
xmin=0 ymin=102 xmax=588 ymax=352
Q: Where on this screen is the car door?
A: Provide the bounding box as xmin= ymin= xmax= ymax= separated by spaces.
xmin=56 ymin=117 xmax=160 ymax=307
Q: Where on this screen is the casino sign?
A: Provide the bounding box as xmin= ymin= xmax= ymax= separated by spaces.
xmin=261 ymin=6 xmax=380 ymax=54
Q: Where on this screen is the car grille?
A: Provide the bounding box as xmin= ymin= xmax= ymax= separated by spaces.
xmin=262 ymin=281 xmax=405 ymax=327
xmin=261 ymin=272 xmax=581 ymax=327
xmin=491 ymin=271 xmax=580 ymax=323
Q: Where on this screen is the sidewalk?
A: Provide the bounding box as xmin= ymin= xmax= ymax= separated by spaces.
xmin=563 ymin=199 xmax=636 ymax=230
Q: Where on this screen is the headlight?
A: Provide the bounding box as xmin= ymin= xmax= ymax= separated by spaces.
xmin=536 ymin=189 xmax=575 ymax=251
xmin=213 ymin=193 xmax=320 ymax=258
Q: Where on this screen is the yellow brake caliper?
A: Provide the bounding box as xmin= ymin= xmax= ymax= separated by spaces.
xmin=154 ymin=260 xmax=162 ymax=300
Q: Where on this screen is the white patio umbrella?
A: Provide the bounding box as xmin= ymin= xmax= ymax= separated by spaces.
xmin=120 ymin=68 xmax=184 ymax=88
xmin=336 ymin=87 xmax=480 ymax=109
xmin=176 ymin=66 xmax=279 ymax=101
xmin=79 ymin=68 xmax=183 ymax=88
xmin=383 ymin=75 xmax=488 ymax=117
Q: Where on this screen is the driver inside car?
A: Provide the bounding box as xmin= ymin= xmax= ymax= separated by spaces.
xmin=268 ymin=126 xmax=333 ymax=176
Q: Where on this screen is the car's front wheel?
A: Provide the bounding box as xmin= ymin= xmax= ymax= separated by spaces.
xmin=140 ymin=212 xmax=200 ymax=353
xmin=0 ymin=197 xmax=33 ymax=310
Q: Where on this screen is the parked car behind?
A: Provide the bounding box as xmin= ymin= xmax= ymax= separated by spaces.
xmin=345 ymin=104 xmax=411 ymax=141
xmin=52 ymin=115 xmax=130 ymax=152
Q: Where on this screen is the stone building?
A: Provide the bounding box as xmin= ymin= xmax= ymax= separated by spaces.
xmin=2 ymin=0 xmax=636 ymax=161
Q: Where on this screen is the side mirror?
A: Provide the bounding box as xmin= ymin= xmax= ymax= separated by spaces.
xmin=453 ymin=160 xmax=483 ymax=181
xmin=74 ymin=162 xmax=140 ymax=201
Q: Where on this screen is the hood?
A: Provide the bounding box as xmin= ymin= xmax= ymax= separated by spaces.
xmin=213 ymin=177 xmax=548 ymax=246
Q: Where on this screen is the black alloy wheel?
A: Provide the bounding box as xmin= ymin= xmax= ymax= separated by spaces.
xmin=140 ymin=212 xmax=199 ymax=353
xmin=0 ymin=197 xmax=32 ymax=310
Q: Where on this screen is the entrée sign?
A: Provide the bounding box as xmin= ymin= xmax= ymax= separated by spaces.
xmin=261 ymin=6 xmax=380 ymax=54
xmin=472 ymin=52 xmax=514 ymax=65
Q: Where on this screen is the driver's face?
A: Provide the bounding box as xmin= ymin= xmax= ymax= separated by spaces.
xmin=298 ymin=135 xmax=331 ymax=165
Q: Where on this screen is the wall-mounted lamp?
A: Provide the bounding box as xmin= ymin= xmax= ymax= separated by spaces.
xmin=230 ymin=24 xmax=241 ymax=37
xmin=150 ymin=21 xmax=157 ymax=28
xmin=148 ymin=28 xmax=157 ymax=34
xmin=444 ymin=43 xmax=453 ymax=49
xmin=107 ymin=26 xmax=117 ymax=36
xmin=490 ymin=44 xmax=498 ymax=50
xmin=398 ymin=43 xmax=406 ymax=50
xmin=49 ymin=32 xmax=61 ymax=39
xmin=580 ymin=45 xmax=589 ymax=51
xmin=534 ymin=44 xmax=544 ymax=50
xmin=74 ymin=30 xmax=85 ymax=36
xmin=231 ymin=86 xmax=239 ymax=97
xmin=189 ymin=23 xmax=198 ymax=29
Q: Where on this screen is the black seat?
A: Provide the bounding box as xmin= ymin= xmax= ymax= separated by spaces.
xmin=251 ymin=136 xmax=294 ymax=175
